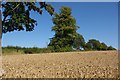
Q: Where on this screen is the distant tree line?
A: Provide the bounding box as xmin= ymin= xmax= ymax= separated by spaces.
xmin=2 ymin=46 xmax=52 ymax=54
xmin=2 ymin=42 xmax=116 ymax=54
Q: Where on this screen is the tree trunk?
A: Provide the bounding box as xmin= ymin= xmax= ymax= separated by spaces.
xmin=0 ymin=2 xmax=1 ymax=52
xmin=0 ymin=2 xmax=5 ymax=77
xmin=0 ymin=1 xmax=2 ymax=77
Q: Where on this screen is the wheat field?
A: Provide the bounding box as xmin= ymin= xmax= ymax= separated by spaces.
xmin=2 ymin=51 xmax=119 ymax=78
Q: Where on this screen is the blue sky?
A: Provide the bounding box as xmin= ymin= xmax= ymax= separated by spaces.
xmin=2 ymin=2 xmax=118 ymax=49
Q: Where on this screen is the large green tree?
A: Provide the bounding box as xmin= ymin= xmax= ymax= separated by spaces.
xmin=48 ymin=6 xmax=79 ymax=52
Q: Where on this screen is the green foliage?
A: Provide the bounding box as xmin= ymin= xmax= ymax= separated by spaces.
xmin=84 ymin=43 xmax=92 ymax=51
xmin=73 ymin=33 xmax=85 ymax=50
xmin=48 ymin=45 xmax=73 ymax=52
xmin=23 ymin=47 xmax=52 ymax=54
xmin=2 ymin=46 xmax=53 ymax=55
xmin=100 ymin=42 xmax=108 ymax=50
xmin=2 ymin=46 xmax=23 ymax=55
xmin=84 ymin=39 xmax=116 ymax=51
xmin=107 ymin=46 xmax=116 ymax=50
xmin=49 ymin=6 xmax=79 ymax=52
xmin=2 ymin=44 xmax=116 ymax=55
xmin=87 ymin=39 xmax=101 ymax=50
xmin=2 ymin=2 xmax=54 ymax=33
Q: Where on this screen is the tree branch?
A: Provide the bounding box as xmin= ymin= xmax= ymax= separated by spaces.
xmin=2 ymin=3 xmax=20 ymax=25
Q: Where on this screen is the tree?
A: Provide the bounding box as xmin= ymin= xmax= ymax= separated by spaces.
xmin=107 ymin=46 xmax=116 ymax=50
xmin=73 ymin=33 xmax=85 ymax=50
xmin=48 ymin=6 xmax=79 ymax=52
xmin=86 ymin=39 xmax=101 ymax=50
xmin=84 ymin=39 xmax=116 ymax=51
xmin=0 ymin=4 xmax=2 ymax=76
xmin=84 ymin=42 xmax=92 ymax=51
xmin=0 ymin=4 xmax=2 ymax=47
xmin=100 ymin=42 xmax=108 ymax=50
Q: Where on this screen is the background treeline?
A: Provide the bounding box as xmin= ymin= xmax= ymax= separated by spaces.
xmin=2 ymin=44 xmax=116 ymax=55
xmin=2 ymin=46 xmax=52 ymax=54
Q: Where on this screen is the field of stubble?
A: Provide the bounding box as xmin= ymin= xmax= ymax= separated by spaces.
xmin=2 ymin=51 xmax=119 ymax=78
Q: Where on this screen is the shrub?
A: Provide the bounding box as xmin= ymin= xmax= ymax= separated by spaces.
xmin=24 ymin=49 xmax=33 ymax=54
xmin=107 ymin=46 xmax=116 ymax=50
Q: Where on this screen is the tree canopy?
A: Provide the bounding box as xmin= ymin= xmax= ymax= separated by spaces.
xmin=73 ymin=33 xmax=85 ymax=50
xmin=85 ymin=39 xmax=116 ymax=51
xmin=100 ymin=42 xmax=108 ymax=50
xmin=87 ymin=39 xmax=101 ymax=50
xmin=48 ymin=6 xmax=80 ymax=52
xmin=2 ymin=2 xmax=54 ymax=33
xmin=107 ymin=46 xmax=116 ymax=50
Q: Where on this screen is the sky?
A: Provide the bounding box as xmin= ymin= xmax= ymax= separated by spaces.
xmin=2 ymin=2 xmax=118 ymax=49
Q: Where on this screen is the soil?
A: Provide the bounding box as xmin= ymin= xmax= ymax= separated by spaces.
xmin=2 ymin=51 xmax=119 ymax=78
